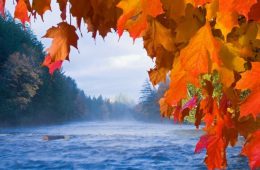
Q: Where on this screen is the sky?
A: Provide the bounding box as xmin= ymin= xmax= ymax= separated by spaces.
xmin=6 ymin=2 xmax=154 ymax=103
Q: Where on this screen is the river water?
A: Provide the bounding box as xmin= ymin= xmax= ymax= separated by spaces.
xmin=0 ymin=121 xmax=249 ymax=170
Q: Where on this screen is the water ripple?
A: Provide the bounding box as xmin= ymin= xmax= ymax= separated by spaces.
xmin=0 ymin=122 xmax=248 ymax=170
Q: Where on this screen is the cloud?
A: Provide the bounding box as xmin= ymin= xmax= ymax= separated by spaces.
xmin=67 ymin=54 xmax=150 ymax=77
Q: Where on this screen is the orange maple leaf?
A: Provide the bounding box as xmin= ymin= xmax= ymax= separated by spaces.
xmin=0 ymin=0 xmax=5 ymax=16
xmin=219 ymin=0 xmax=257 ymax=19
xmin=195 ymin=134 xmax=227 ymax=169
xmin=216 ymin=0 xmax=257 ymax=37
xmin=215 ymin=11 xmax=238 ymax=38
xmin=165 ymin=70 xmax=188 ymax=106
xmin=241 ymin=130 xmax=260 ymax=170
xmin=14 ymin=0 xmax=30 ymax=25
xmin=165 ymin=57 xmax=199 ymax=106
xmin=43 ymin=22 xmax=78 ymax=73
xmin=236 ymin=62 xmax=260 ymax=119
xmin=165 ymin=58 xmax=192 ymax=106
xmin=179 ymin=22 xmax=221 ymax=77
xmin=239 ymin=89 xmax=260 ymax=120
xmin=236 ymin=62 xmax=260 ymax=90
xmin=116 ymin=0 xmax=164 ymax=39
xmin=32 ymin=0 xmax=51 ymax=19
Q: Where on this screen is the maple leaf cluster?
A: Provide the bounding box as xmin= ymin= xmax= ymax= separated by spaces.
xmin=1 ymin=0 xmax=260 ymax=169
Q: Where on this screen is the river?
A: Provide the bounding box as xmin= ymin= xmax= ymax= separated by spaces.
xmin=0 ymin=121 xmax=249 ymax=169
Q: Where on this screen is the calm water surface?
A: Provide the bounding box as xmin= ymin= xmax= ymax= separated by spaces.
xmin=0 ymin=121 xmax=248 ymax=170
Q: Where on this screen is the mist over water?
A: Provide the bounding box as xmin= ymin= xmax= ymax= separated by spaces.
xmin=0 ymin=121 xmax=248 ymax=169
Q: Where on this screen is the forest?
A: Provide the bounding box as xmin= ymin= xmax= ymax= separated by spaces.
xmin=0 ymin=15 xmax=171 ymax=126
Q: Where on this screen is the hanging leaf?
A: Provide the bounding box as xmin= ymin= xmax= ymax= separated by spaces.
xmin=179 ymin=23 xmax=221 ymax=77
xmin=14 ymin=0 xmax=30 ymax=25
xmin=241 ymin=130 xmax=260 ymax=170
xmin=32 ymin=0 xmax=51 ymax=19
xmin=43 ymin=22 xmax=78 ymax=73
xmin=216 ymin=0 xmax=257 ymax=37
xmin=149 ymin=67 xmax=168 ymax=86
xmin=144 ymin=19 xmax=175 ymax=53
xmin=236 ymin=62 xmax=260 ymax=119
xmin=195 ymin=134 xmax=227 ymax=169
xmin=116 ymin=0 xmax=164 ymax=39
xmin=57 ymin=0 xmax=67 ymax=20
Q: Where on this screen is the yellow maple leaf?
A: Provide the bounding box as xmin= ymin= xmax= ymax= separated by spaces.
xmin=219 ymin=43 xmax=246 ymax=73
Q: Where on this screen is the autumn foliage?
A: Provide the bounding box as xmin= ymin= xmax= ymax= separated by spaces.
xmin=1 ymin=0 xmax=260 ymax=169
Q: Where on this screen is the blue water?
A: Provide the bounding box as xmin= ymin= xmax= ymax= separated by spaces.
xmin=0 ymin=121 xmax=248 ymax=170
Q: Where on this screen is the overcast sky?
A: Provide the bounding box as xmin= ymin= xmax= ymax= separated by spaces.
xmin=6 ymin=2 xmax=154 ymax=103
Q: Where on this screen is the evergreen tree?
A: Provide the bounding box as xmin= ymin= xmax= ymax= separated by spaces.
xmin=137 ymin=79 xmax=161 ymax=122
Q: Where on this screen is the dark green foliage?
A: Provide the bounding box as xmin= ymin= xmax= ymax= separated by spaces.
xmin=0 ymin=14 xmax=44 ymax=67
